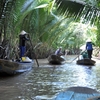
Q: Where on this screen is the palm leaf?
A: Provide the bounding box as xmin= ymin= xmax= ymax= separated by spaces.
xmin=55 ymin=0 xmax=85 ymax=16
xmin=55 ymin=0 xmax=100 ymax=24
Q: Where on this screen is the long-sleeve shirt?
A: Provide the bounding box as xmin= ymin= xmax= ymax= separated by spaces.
xmin=19 ymin=34 xmax=29 ymax=46
xmin=86 ymin=42 xmax=93 ymax=50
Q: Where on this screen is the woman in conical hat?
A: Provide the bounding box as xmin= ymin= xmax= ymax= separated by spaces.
xmin=19 ymin=30 xmax=29 ymax=58
xmin=86 ymin=38 xmax=93 ymax=59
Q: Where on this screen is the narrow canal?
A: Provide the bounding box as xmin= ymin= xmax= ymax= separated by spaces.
xmin=0 ymin=55 xmax=100 ymax=100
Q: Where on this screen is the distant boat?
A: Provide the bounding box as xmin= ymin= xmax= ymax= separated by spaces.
xmin=0 ymin=59 xmax=34 ymax=75
xmin=76 ymin=58 xmax=96 ymax=65
xmin=48 ymin=54 xmax=65 ymax=64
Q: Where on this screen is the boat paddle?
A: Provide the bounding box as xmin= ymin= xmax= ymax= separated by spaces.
xmin=67 ymin=55 xmax=80 ymax=63
xmin=28 ymin=34 xmax=39 ymax=67
xmin=67 ymin=50 xmax=86 ymax=63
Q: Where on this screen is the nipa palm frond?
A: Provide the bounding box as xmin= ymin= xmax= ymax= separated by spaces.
xmin=55 ymin=0 xmax=85 ymax=17
xmin=55 ymin=0 xmax=100 ymax=25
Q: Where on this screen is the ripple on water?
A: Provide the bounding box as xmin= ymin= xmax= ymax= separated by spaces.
xmin=0 ymin=58 xmax=100 ymax=100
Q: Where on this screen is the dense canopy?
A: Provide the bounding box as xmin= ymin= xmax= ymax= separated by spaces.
xmin=0 ymin=0 xmax=100 ymax=59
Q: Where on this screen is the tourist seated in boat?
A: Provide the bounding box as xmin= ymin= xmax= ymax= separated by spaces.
xmin=55 ymin=47 xmax=63 ymax=56
xmin=80 ymin=51 xmax=88 ymax=59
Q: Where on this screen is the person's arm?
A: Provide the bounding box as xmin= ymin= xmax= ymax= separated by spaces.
xmin=92 ymin=42 xmax=95 ymax=46
xmin=86 ymin=43 xmax=88 ymax=50
xmin=24 ymin=35 xmax=29 ymax=40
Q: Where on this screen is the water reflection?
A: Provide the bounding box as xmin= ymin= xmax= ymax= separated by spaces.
xmin=0 ymin=58 xmax=100 ymax=100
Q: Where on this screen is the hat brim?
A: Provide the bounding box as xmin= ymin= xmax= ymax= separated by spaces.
xmin=20 ymin=30 xmax=28 ymax=35
xmin=86 ymin=39 xmax=91 ymax=42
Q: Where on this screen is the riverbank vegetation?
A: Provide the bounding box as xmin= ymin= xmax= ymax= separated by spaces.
xmin=0 ymin=0 xmax=100 ymax=59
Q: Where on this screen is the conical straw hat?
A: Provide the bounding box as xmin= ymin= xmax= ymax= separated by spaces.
xmin=86 ymin=39 xmax=91 ymax=42
xmin=20 ymin=30 xmax=28 ymax=35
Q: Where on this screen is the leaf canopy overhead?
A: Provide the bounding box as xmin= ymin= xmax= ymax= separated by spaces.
xmin=55 ymin=0 xmax=100 ymax=24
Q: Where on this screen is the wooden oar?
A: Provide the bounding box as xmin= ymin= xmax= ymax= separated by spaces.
xmin=67 ymin=55 xmax=80 ymax=63
xmin=28 ymin=34 xmax=39 ymax=67
xmin=67 ymin=50 xmax=86 ymax=63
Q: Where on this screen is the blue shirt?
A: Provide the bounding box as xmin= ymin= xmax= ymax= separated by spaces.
xmin=86 ymin=42 xmax=93 ymax=50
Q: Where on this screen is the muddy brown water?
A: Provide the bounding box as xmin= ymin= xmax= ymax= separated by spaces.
xmin=0 ymin=55 xmax=100 ymax=100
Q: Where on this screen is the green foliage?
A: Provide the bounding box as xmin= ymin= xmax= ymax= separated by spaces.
xmin=96 ymin=22 xmax=100 ymax=47
xmin=0 ymin=0 xmax=99 ymax=58
xmin=55 ymin=0 xmax=100 ymax=26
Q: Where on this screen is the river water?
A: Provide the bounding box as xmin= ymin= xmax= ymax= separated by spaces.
xmin=0 ymin=55 xmax=100 ymax=100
